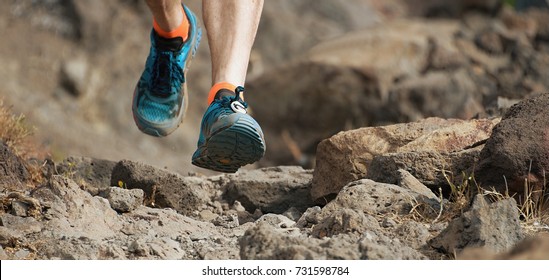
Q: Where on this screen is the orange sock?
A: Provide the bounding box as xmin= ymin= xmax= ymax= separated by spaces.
xmin=207 ymin=82 xmax=237 ymax=105
xmin=153 ymin=7 xmax=189 ymax=40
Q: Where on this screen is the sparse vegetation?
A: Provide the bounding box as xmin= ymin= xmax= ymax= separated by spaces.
xmin=515 ymin=174 xmax=549 ymax=233
xmin=0 ymin=98 xmax=32 ymax=155
xmin=408 ymin=169 xmax=549 ymax=236
xmin=444 ymin=171 xmax=479 ymax=218
xmin=407 ymin=170 xmax=478 ymax=224
xmin=0 ymin=98 xmax=46 ymax=184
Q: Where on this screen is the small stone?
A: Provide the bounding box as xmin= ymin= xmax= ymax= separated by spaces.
xmin=129 ymin=239 xmax=149 ymax=257
xmin=236 ymin=211 xmax=255 ymax=225
xmin=104 ymin=187 xmax=144 ymax=212
xmin=382 ymin=217 xmax=397 ymax=228
xmin=11 ymin=201 xmax=28 ymax=217
xmin=256 ymin=214 xmax=296 ymax=229
xmin=231 ymin=201 xmax=246 ymax=212
xmin=429 ymin=222 xmax=448 ymax=232
xmin=252 ymin=209 xmax=263 ymax=219
xmin=363 ymin=231 xmax=376 ymax=241
xmin=282 ymin=207 xmax=302 ymax=221
xmin=214 ymin=237 xmax=229 ymax=244
xmin=213 ymin=213 xmax=239 ymax=229
xmin=14 ymin=249 xmax=30 ymax=259
xmin=0 ymin=226 xmax=22 ymax=247
xmin=296 ymin=206 xmax=322 ymax=228
xmin=397 ymin=169 xmax=439 ymax=201
xmin=199 ymin=210 xmax=218 ymax=222
xmin=189 ymin=232 xmax=209 ymax=241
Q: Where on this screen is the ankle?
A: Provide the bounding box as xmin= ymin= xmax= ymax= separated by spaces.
xmin=153 ymin=6 xmax=189 ymax=40
xmin=207 ymin=82 xmax=239 ymax=105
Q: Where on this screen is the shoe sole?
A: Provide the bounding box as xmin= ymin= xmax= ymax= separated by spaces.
xmin=132 ymin=22 xmax=202 ymax=137
xmin=192 ymin=117 xmax=266 ymax=173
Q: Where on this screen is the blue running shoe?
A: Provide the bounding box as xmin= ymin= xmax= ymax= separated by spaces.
xmin=192 ymin=86 xmax=266 ymax=173
xmin=133 ymin=5 xmax=201 ymax=137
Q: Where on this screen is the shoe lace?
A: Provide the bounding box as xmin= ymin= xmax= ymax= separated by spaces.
xmin=230 ymin=86 xmax=248 ymax=108
xmin=151 ymin=51 xmax=184 ymax=97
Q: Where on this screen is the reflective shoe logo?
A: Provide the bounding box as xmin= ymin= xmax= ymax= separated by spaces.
xmin=230 ymin=101 xmax=247 ymax=114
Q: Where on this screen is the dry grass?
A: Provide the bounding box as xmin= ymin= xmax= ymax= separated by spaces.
xmin=443 ymin=171 xmax=479 ymax=218
xmin=515 ymin=174 xmax=549 ymax=234
xmin=408 ymin=170 xmax=479 ymax=223
xmin=0 ymin=99 xmax=32 ymax=154
xmin=407 ymin=169 xmax=549 ymax=235
xmin=0 ymin=98 xmax=46 ymax=184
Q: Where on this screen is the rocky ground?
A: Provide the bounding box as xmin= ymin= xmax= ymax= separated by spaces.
xmin=1 ymin=0 xmax=549 ymax=260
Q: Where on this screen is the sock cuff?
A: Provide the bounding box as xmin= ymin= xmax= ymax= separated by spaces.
xmin=153 ymin=7 xmax=189 ymax=40
xmin=208 ymin=82 xmax=237 ymax=105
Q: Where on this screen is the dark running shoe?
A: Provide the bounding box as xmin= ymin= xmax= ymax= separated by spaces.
xmin=192 ymin=86 xmax=266 ymax=173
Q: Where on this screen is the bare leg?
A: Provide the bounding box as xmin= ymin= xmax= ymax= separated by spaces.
xmin=145 ymin=0 xmax=184 ymax=31
xmin=202 ymin=0 xmax=264 ymax=93
xmin=192 ymin=0 xmax=265 ymax=172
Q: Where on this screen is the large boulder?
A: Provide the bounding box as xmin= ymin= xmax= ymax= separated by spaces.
xmin=475 ymin=93 xmax=549 ymax=199
xmin=56 ymin=156 xmax=118 ymax=196
xmin=319 ymin=179 xmax=429 ymax=216
xmin=312 ymin=118 xmax=499 ymax=203
xmin=221 ymin=166 xmax=315 ymax=214
xmin=111 ymin=160 xmax=215 ymax=216
xmin=387 ymin=70 xmax=484 ymax=122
